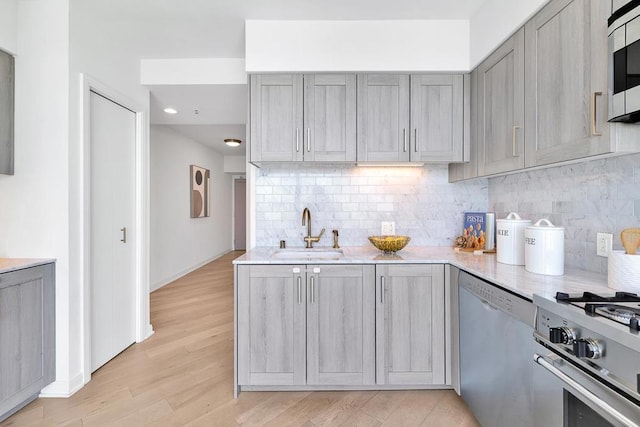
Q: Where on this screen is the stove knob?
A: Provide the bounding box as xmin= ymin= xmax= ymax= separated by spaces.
xmin=573 ymin=338 xmax=603 ymax=359
xmin=549 ymin=327 xmax=576 ymax=344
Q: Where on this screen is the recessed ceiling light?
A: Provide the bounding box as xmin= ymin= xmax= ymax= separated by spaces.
xmin=224 ymin=138 xmax=242 ymax=147
xmin=163 ymin=107 xmax=178 ymax=114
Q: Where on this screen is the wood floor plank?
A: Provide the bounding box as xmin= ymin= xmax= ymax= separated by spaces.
xmin=1 ymin=250 xmax=479 ymax=426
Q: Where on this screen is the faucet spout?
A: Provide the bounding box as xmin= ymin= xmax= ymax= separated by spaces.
xmin=301 ymin=207 xmax=323 ymax=248
xmin=302 ymin=207 xmax=311 ymax=239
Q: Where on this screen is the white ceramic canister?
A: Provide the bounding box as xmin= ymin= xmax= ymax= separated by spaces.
xmin=524 ymin=219 xmax=565 ymax=276
xmin=496 ymin=212 xmax=532 ymax=265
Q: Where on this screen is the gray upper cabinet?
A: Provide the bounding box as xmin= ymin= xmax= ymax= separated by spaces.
xmin=357 ymin=74 xmax=411 ymax=162
xmin=449 ymin=70 xmax=479 ymax=182
xmin=524 ymin=0 xmax=610 ymax=167
xmin=376 ymin=264 xmax=446 ymax=385
xmin=358 ymin=74 xmax=467 ymax=163
xmin=250 ymin=74 xmax=304 ymax=162
xmin=0 ymin=263 xmax=55 ymax=422
xmin=478 ymin=28 xmax=525 ymax=175
xmin=306 ymin=265 xmax=375 ymax=386
xmin=250 ymin=74 xmax=356 ymax=163
xmin=0 ymin=50 xmax=14 ymax=175
xmin=411 ymin=75 xmax=464 ymax=162
xmin=304 ymin=74 xmax=356 ymax=162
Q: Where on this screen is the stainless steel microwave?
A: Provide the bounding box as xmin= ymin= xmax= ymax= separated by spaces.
xmin=609 ymin=0 xmax=640 ymax=122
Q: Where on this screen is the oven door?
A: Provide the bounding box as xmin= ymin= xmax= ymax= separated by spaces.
xmin=533 ymin=342 xmax=640 ymax=427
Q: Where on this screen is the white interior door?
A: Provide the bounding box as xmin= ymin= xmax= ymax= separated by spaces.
xmin=234 ymin=178 xmax=246 ymax=250
xmin=90 ymin=90 xmax=136 ymax=372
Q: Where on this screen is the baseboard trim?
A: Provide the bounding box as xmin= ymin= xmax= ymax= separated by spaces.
xmin=150 ymin=249 xmax=233 ymax=292
xmin=39 ymin=372 xmax=84 ymax=398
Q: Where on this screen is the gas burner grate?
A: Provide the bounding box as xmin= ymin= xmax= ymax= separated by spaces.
xmin=556 ymin=291 xmax=640 ymax=303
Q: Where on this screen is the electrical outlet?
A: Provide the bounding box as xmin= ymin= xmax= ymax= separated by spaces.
xmin=381 ymin=221 xmax=395 ymax=235
xmin=596 ymin=232 xmax=613 ymax=257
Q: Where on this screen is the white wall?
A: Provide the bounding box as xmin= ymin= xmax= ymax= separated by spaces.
xmin=140 ymin=58 xmax=246 ymax=85
xmin=0 ymin=0 xmax=17 ymax=53
xmin=150 ymin=125 xmax=233 ymax=291
xmin=0 ymin=0 xmax=72 ymax=394
xmin=246 ymin=20 xmax=470 ymax=72
xmin=469 ymin=0 xmax=549 ymax=68
xmin=224 ymin=155 xmax=246 ymax=174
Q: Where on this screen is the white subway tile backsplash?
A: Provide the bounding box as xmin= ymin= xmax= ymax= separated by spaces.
xmin=489 ymin=152 xmax=640 ymax=274
xmin=255 ymin=165 xmax=488 ymax=248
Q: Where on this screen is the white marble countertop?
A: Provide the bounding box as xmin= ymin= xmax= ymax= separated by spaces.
xmin=0 ymin=258 xmax=56 ymax=274
xmin=233 ymin=246 xmax=610 ymax=300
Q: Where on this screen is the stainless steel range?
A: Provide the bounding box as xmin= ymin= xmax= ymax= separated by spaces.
xmin=533 ymin=291 xmax=640 ymax=426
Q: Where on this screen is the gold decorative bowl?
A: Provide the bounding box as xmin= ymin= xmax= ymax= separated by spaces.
xmin=368 ymin=235 xmax=411 ymax=253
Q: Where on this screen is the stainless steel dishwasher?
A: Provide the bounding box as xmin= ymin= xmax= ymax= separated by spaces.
xmin=458 ymin=271 xmax=536 ymax=427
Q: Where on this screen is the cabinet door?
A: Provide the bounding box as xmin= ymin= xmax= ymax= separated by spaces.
xmin=411 ymin=75 xmax=464 ymax=162
xmin=0 ymin=264 xmax=55 ymax=420
xmin=304 ymin=74 xmax=356 ymax=162
xmin=0 ymin=50 xmax=14 ymax=175
xmin=357 ymin=74 xmax=410 ymax=162
xmin=250 ymin=74 xmax=303 ymax=162
xmin=237 ymin=265 xmax=306 ymax=386
xmin=478 ymin=28 xmax=525 ymax=176
xmin=524 ymin=0 xmax=610 ymax=167
xmin=376 ymin=264 xmax=445 ymax=385
xmin=449 ymin=70 xmax=479 ymax=182
xmin=307 ymin=265 xmax=375 ymax=386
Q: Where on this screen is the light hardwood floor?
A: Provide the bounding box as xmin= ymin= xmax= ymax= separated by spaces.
xmin=3 ymin=251 xmax=479 ymax=426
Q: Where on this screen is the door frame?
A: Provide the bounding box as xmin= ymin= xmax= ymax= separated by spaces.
xmin=80 ymin=74 xmax=153 ymax=385
xmin=232 ymin=175 xmax=246 ymax=250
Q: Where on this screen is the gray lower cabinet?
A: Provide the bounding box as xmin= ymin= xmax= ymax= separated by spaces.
xmin=307 ymin=264 xmax=375 ymax=385
xmin=237 ymin=264 xmax=375 ymax=387
xmin=250 ymin=74 xmax=356 ymax=163
xmin=0 ymin=50 xmax=14 ymax=176
xmin=477 ymin=28 xmax=525 ymax=176
xmin=375 ymin=264 xmax=446 ymax=385
xmin=0 ymin=263 xmax=55 ymax=422
xmin=524 ymin=0 xmax=611 ymax=167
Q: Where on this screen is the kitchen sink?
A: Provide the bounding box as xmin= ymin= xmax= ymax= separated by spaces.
xmin=270 ymin=248 xmax=344 ymax=260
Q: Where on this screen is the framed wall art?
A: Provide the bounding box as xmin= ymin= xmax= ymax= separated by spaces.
xmin=190 ymin=165 xmax=210 ymax=218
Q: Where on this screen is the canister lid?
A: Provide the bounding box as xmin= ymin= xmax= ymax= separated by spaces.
xmin=497 ymin=212 xmax=532 ymax=223
xmin=526 ymin=218 xmax=564 ymax=231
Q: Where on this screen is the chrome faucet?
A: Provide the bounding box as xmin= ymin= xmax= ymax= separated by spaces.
xmin=302 ymin=207 xmax=325 ymax=248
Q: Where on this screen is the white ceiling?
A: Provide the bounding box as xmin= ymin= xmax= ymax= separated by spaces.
xmin=128 ymin=0 xmax=488 ymax=155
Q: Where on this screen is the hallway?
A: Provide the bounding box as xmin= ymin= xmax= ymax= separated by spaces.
xmin=3 ymin=251 xmax=478 ymax=426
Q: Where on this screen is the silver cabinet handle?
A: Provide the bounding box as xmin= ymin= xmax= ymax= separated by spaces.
xmin=591 ymin=92 xmax=603 ymax=136
xmin=533 ymin=354 xmax=639 ymax=427
xmin=306 ymin=128 xmax=311 ymax=152
xmin=414 ymin=129 xmax=418 ymax=152
xmin=297 ymin=276 xmax=302 ymax=305
xmin=296 ymin=128 xmax=300 ymax=152
xmin=310 ymin=276 xmax=315 ymax=304
xmin=120 ymin=227 xmax=127 ymax=243
xmin=380 ymin=276 xmax=386 ymax=304
xmin=403 ymin=129 xmax=407 ymax=152
xmin=512 ymin=126 xmax=521 ymax=157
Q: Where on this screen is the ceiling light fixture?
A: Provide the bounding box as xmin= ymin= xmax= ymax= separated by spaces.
xmin=224 ymin=138 xmax=242 ymax=147
xmin=163 ymin=107 xmax=178 ymax=114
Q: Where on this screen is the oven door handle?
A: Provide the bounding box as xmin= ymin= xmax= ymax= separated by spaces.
xmin=533 ymin=353 xmax=640 ymax=427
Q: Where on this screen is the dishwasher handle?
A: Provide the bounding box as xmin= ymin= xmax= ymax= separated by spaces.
xmin=533 ymin=353 xmax=640 ymax=427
